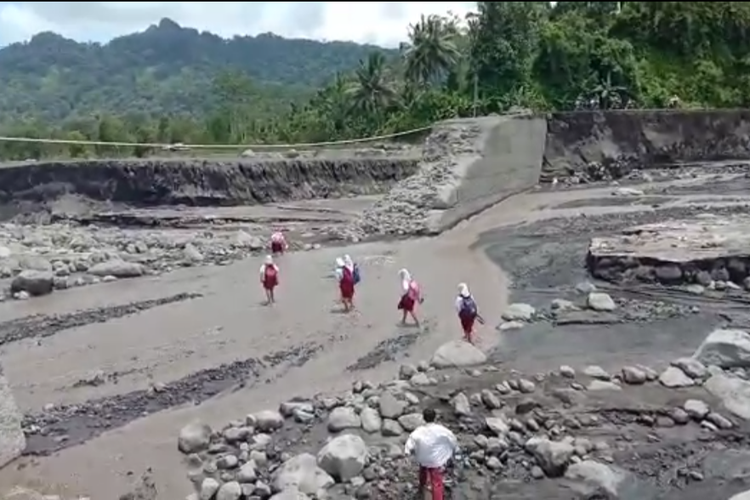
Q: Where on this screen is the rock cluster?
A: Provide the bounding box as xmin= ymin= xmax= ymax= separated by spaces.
xmin=354 ymin=120 xmax=487 ymax=237
xmin=0 ymin=223 xmax=278 ymax=299
xmin=547 ymin=158 xmax=750 ymax=188
xmin=177 ymin=340 xmax=488 ymax=499
xmin=495 ymin=284 xmax=691 ymax=332
xmin=177 ymin=328 xmax=750 ymax=499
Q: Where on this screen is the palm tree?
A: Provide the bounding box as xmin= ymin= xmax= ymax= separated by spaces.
xmin=346 ymin=52 xmax=397 ymax=119
xmin=315 ymin=73 xmax=351 ymax=134
xmin=403 ymin=14 xmax=462 ymax=87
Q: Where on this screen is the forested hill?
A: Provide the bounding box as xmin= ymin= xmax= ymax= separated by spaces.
xmin=2 ymin=2 xmax=750 ymax=163
xmin=0 ymin=17 xmax=394 ymax=122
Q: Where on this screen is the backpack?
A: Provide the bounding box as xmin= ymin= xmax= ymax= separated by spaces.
xmin=460 ymin=296 xmax=477 ymax=317
xmin=264 ymin=264 xmax=278 ymax=281
xmin=407 ymin=280 xmax=419 ymax=300
xmin=352 ymin=264 xmax=361 ymax=284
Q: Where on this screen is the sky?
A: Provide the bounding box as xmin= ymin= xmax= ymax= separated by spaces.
xmin=0 ymin=2 xmax=478 ymax=47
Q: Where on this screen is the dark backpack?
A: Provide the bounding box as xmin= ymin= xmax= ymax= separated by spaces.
xmin=352 ymin=264 xmax=361 ymax=284
xmin=460 ymin=296 xmax=477 ymax=317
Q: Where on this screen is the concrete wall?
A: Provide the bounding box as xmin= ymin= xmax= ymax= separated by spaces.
xmin=363 ymin=109 xmax=750 ymax=236
xmin=542 ymin=109 xmax=750 ymax=181
xmin=435 ymin=115 xmax=547 ymax=231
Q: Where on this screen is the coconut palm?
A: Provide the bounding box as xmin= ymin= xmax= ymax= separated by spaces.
xmin=346 ymin=52 xmax=397 ymax=118
xmin=403 ymin=14 xmax=462 ymax=87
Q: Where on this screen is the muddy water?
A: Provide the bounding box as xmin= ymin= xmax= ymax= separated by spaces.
xmin=1 ymin=174 xmax=748 ymax=498
xmin=0 ymin=236 xmax=508 ymax=498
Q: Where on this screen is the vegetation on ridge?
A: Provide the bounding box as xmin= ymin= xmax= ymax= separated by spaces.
xmin=2 ymin=2 xmax=750 ymax=160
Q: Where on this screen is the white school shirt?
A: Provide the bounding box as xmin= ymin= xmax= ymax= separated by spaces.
xmin=404 ymin=423 xmax=458 ymax=468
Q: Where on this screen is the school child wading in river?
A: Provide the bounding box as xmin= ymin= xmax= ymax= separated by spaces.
xmin=335 ymin=256 xmax=357 ymax=312
xmin=455 ymin=283 xmax=483 ymax=344
xmin=270 ymin=230 xmax=287 ymax=256
xmin=397 ymin=268 xmax=422 ymax=327
xmin=259 ymin=255 xmax=279 ymax=305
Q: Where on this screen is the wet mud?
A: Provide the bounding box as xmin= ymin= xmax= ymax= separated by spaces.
xmin=0 ymin=292 xmax=203 ymax=347
xmin=345 ymin=324 xmax=429 ymax=372
xmin=552 ymin=196 xmax=674 ymax=209
xmin=650 ymin=175 xmax=750 ymax=196
xmin=476 ymin=201 xmax=750 ymax=374
xmin=22 ymin=342 xmax=322 ymax=456
xmin=479 ymin=204 xmax=750 ymax=291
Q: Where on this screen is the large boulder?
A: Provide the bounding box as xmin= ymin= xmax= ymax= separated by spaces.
xmin=360 ymin=407 xmax=382 ymax=433
xmin=317 ymin=434 xmax=368 ymax=482
xmin=327 ymin=407 xmax=361 ymax=432
xmin=587 ymin=292 xmax=616 ymax=312
xmin=704 ymin=373 xmax=750 ymax=420
xmin=501 ymin=303 xmax=535 ymax=321
xmin=693 ymin=329 xmax=750 ymax=369
xmin=177 ymin=421 xmax=212 ymax=454
xmin=254 ymin=410 xmax=284 ymax=432
xmin=564 ymin=460 xmax=626 ymax=497
xmin=524 ymin=437 xmax=574 ymax=477
xmin=430 ymin=340 xmax=487 ymax=368
xmin=88 ymin=259 xmax=145 ymax=278
xmin=0 ymin=372 xmax=25 ymax=468
xmin=10 ymin=270 xmax=54 ymax=296
xmin=563 ymin=460 xmax=652 ymax=499
xmin=272 ymin=453 xmax=334 ymax=495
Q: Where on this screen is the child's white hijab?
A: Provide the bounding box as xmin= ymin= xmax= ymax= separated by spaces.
xmin=343 ymin=255 xmax=354 ymax=271
xmin=399 ymin=268 xmax=412 ymax=292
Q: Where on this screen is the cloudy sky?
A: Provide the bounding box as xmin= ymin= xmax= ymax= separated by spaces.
xmin=0 ymin=2 xmax=477 ymax=47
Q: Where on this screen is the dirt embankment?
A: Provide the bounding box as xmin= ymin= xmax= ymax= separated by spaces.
xmin=542 ymin=110 xmax=750 ymax=182
xmin=0 ymin=158 xmax=419 ymax=210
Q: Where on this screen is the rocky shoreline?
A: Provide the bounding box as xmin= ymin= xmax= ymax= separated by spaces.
xmin=172 ymin=321 xmax=750 ymax=500
xmin=0 ymin=222 xmax=321 ymax=300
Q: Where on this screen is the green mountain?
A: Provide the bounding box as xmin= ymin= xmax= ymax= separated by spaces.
xmin=0 ymin=18 xmax=395 ymax=123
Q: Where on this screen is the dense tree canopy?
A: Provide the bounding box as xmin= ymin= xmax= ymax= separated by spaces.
xmin=2 ymin=3 xmax=750 ymax=160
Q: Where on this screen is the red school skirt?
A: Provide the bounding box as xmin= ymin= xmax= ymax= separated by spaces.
xmin=459 ymin=313 xmax=475 ymax=334
xmin=263 ymin=275 xmax=278 ymax=290
xmin=340 ymin=280 xmax=355 ymax=300
xmin=397 ymin=293 xmax=416 ymax=312
xmin=271 ymin=241 xmax=284 ymax=254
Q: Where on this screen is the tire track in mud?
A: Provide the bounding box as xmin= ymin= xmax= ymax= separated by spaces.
xmin=0 ymin=292 xmax=203 ymax=346
xmin=22 ymin=342 xmax=322 ymax=456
